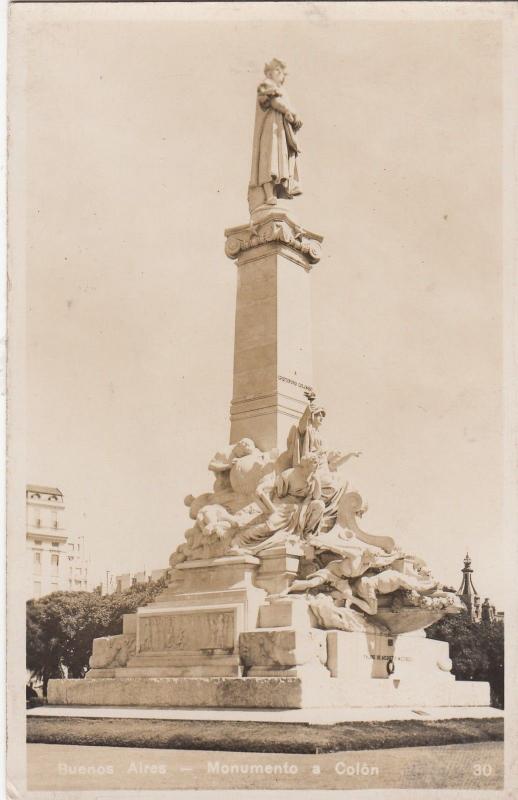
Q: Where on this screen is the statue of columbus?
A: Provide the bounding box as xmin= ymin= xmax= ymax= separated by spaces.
xmin=248 ymin=58 xmax=302 ymax=214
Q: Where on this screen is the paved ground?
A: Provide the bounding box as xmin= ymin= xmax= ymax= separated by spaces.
xmin=27 ymin=741 xmax=504 ymax=791
xmin=28 ymin=703 xmax=504 ymax=724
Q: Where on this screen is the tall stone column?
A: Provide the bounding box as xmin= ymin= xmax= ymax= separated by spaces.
xmin=224 ymin=209 xmax=322 ymax=452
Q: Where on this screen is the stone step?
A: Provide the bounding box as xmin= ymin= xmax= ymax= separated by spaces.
xmin=47 ymin=674 xmax=491 ymax=709
xmin=126 ymin=652 xmax=240 ymax=668
xmin=48 ymin=676 xmax=303 ymax=708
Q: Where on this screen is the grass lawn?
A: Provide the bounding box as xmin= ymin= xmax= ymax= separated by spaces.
xmin=27 ymin=715 xmax=503 ymax=754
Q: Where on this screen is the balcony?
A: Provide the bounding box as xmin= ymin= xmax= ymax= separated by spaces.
xmin=27 ymin=527 xmax=67 ymax=544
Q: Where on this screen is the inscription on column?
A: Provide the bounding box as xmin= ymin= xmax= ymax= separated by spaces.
xmin=138 ymin=610 xmax=235 ymax=653
xmin=278 ymin=375 xmax=313 ymax=391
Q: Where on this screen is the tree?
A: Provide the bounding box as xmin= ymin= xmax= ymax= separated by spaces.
xmin=426 ymin=614 xmax=504 ymax=708
xmin=26 ymin=575 xmax=169 ymax=695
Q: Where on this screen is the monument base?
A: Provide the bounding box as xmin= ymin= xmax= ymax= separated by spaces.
xmin=47 ymin=551 xmax=492 ymax=713
xmin=48 ymin=673 xmax=490 ymax=709
xmin=48 ymin=623 xmax=490 ymax=710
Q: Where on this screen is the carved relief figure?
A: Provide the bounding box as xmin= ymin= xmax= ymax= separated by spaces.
xmin=248 ymin=58 xmax=302 ymax=213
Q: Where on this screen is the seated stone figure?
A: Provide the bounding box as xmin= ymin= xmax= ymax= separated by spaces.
xmin=276 ymin=454 xmax=326 ymax=538
xmin=282 ymin=397 xmax=359 ymax=534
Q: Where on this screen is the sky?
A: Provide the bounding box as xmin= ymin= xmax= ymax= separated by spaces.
xmin=14 ymin=6 xmax=503 ymax=605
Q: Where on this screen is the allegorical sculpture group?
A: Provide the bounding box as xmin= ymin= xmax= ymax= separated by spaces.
xmin=170 ymin=393 xmax=462 ymax=635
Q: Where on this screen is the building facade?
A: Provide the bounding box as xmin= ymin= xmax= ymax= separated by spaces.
xmin=26 ymin=485 xmax=90 ymax=599
xmin=114 ymin=568 xmax=168 ymax=593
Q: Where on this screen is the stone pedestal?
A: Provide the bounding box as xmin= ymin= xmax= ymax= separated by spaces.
xmin=253 ymin=541 xmax=305 ymax=596
xmin=326 ymin=629 xmax=455 ymax=687
xmin=258 ymin=595 xmax=316 ymax=630
xmin=51 ymin=550 xmax=491 ymax=709
xmin=239 ymin=627 xmax=328 ymax=679
xmin=225 ymin=210 xmax=322 ymax=452
xmin=87 ymin=556 xmax=266 ymax=680
xmin=49 ymin=624 xmax=490 ymax=709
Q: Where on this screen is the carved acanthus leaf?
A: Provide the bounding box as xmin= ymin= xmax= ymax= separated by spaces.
xmin=225 ymin=218 xmax=322 ymax=265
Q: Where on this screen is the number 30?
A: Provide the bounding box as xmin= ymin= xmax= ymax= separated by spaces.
xmin=473 ymin=764 xmax=493 ymax=776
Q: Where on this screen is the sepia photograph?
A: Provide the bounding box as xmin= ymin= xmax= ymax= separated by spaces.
xmin=6 ymin=1 xmax=517 ymax=796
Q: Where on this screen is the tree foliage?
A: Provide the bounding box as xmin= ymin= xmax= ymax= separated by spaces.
xmin=426 ymin=613 xmax=504 ymax=708
xmin=26 ymin=575 xmax=169 ymax=694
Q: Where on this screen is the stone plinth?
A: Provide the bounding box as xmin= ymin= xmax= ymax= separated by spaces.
xmin=47 ymin=671 xmax=490 ymax=709
xmin=326 ymin=629 xmax=456 ymax=689
xmin=258 ymin=595 xmax=316 ymax=630
xmin=128 ymin=556 xmax=265 ymax=677
xmin=327 ymin=630 xmax=396 ymax=680
xmin=87 ymin=556 xmax=266 ymax=680
xmin=225 ymin=211 xmax=322 ymax=452
xmin=239 ymin=627 xmax=328 ymax=679
xmin=254 ymin=541 xmax=304 ymax=596
xmin=89 ymin=634 xmax=136 ymax=671
xmin=47 ymin=676 xmax=306 ymax=709
xmin=49 ymin=619 xmax=491 ymax=709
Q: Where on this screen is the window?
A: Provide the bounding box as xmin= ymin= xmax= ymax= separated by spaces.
xmin=51 ymin=581 xmax=59 ymax=592
xmin=51 ymin=542 xmax=60 ymax=547
xmin=33 ymin=581 xmax=41 ymax=599
xmin=51 ymin=554 xmax=59 ymax=576
xmin=33 ymin=551 xmax=42 ymax=575
xmin=34 ymin=540 xmax=42 ymax=546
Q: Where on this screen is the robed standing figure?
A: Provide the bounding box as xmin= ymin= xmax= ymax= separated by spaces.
xmin=248 ymin=59 xmax=303 ymax=214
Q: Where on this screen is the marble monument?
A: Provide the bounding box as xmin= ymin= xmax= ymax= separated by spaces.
xmin=48 ymin=60 xmax=490 ymax=710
